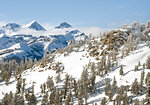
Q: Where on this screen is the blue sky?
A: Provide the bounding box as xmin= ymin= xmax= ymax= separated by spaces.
xmin=0 ymin=0 xmax=150 ymax=32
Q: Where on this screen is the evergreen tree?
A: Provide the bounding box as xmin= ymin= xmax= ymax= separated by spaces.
xmin=24 ymin=57 xmax=28 ymax=70
xmin=100 ymin=97 xmax=107 ymax=105
xmin=134 ymin=99 xmax=140 ymax=105
xmin=41 ymin=92 xmax=48 ymax=105
xmin=63 ymin=74 xmax=70 ymax=99
xmin=25 ymin=90 xmax=37 ymax=105
xmin=28 ymin=58 xmax=33 ymax=69
xmin=77 ymin=83 xmax=83 ymax=105
xmin=139 ymin=70 xmax=145 ymax=94
xmin=122 ymin=91 xmax=128 ymax=105
xmin=20 ymin=59 xmax=24 ymax=72
xmin=104 ymin=80 xmax=114 ymax=101
xmin=80 ymin=68 xmax=88 ymax=104
xmin=131 ymin=78 xmax=139 ymax=95
xmin=134 ymin=65 xmax=138 ymax=71
xmin=73 ymin=80 xmax=78 ymax=97
xmin=16 ymin=80 xmax=22 ymax=94
xmin=138 ymin=61 xmax=141 ymax=66
xmin=145 ymin=72 xmax=150 ymax=86
xmin=112 ymin=76 xmax=117 ymax=90
xmin=146 ymin=56 xmax=150 ymax=69
xmin=119 ymin=66 xmax=123 ymax=75
xmin=143 ymin=63 xmax=145 ymax=69
xmin=49 ymin=87 xmax=56 ymax=104
xmin=55 ymin=72 xmax=61 ymax=83
xmin=13 ymin=93 xmax=24 ymax=105
xmin=65 ymin=92 xmax=71 ymax=105
xmin=40 ymin=84 xmax=44 ymax=94
xmin=54 ymin=89 xmax=61 ymax=105
xmin=46 ymin=76 xmax=54 ymax=91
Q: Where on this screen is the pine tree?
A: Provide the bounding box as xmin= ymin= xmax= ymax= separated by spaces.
xmin=115 ymin=94 xmax=121 ymax=105
xmin=65 ymin=92 xmax=71 ymax=105
xmin=41 ymin=92 xmax=48 ymax=105
xmin=139 ymin=70 xmax=145 ymax=94
xmin=112 ymin=76 xmax=117 ymax=90
xmin=28 ymin=58 xmax=33 ymax=69
xmin=13 ymin=93 xmax=24 ymax=105
xmin=63 ymin=74 xmax=70 ymax=99
xmin=104 ymin=80 xmax=111 ymax=96
xmin=46 ymin=76 xmax=54 ymax=91
xmin=55 ymin=72 xmax=61 ymax=83
xmin=40 ymin=84 xmax=44 ymax=94
xmin=43 ymin=83 xmax=46 ymax=93
xmin=119 ymin=66 xmax=123 ymax=75
xmin=24 ymin=57 xmax=28 ymax=70
xmin=54 ymin=89 xmax=61 ymax=105
xmin=2 ymin=93 xmax=11 ymax=105
xmin=138 ymin=61 xmax=141 ymax=66
xmin=73 ymin=80 xmax=78 ymax=97
xmin=145 ymin=72 xmax=150 ymax=86
xmin=146 ymin=56 xmax=150 ymax=69
xmin=143 ymin=63 xmax=145 ymax=69
xmin=80 ymin=68 xmax=88 ymax=104
xmin=16 ymin=80 xmax=22 ymax=94
xmin=131 ymin=78 xmax=139 ymax=95
xmin=100 ymin=97 xmax=107 ymax=105
xmin=25 ymin=86 xmax=37 ymax=105
xmin=77 ymin=83 xmax=83 ymax=105
xmin=90 ymin=63 xmax=96 ymax=93
xmin=49 ymin=87 xmax=56 ymax=104
xmin=134 ymin=99 xmax=140 ymax=105
xmin=134 ymin=65 xmax=138 ymax=71
xmin=22 ymin=79 xmax=26 ymax=95
xmin=122 ymin=91 xmax=128 ymax=105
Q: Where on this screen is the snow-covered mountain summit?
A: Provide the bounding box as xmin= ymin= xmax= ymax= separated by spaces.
xmin=22 ymin=20 xmax=46 ymax=31
xmin=3 ymin=23 xmax=21 ymax=30
xmin=55 ymin=22 xmax=72 ymax=29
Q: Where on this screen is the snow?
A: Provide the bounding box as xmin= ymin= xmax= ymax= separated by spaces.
xmin=22 ymin=20 xmax=37 ymax=28
xmin=22 ymin=20 xmax=46 ymax=31
xmin=55 ymin=22 xmax=72 ymax=29
xmin=0 ymin=40 xmax=150 ymax=104
xmin=55 ymin=51 xmax=89 ymax=79
xmin=0 ymin=21 xmax=86 ymax=60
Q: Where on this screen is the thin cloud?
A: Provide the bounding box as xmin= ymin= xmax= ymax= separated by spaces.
xmin=0 ymin=21 xmax=7 ymax=27
xmin=78 ymin=27 xmax=110 ymax=36
xmin=41 ymin=23 xmax=55 ymax=30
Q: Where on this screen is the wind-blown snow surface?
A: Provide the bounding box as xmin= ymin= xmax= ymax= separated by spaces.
xmin=0 ymin=21 xmax=86 ymax=61
xmin=0 ymin=40 xmax=150 ymax=104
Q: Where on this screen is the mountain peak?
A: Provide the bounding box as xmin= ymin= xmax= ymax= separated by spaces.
xmin=3 ymin=23 xmax=21 ymax=30
xmin=23 ymin=20 xmax=46 ymax=31
xmin=55 ymin=22 xmax=72 ymax=29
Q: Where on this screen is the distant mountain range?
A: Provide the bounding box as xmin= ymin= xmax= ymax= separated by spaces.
xmin=0 ymin=20 xmax=86 ymax=61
